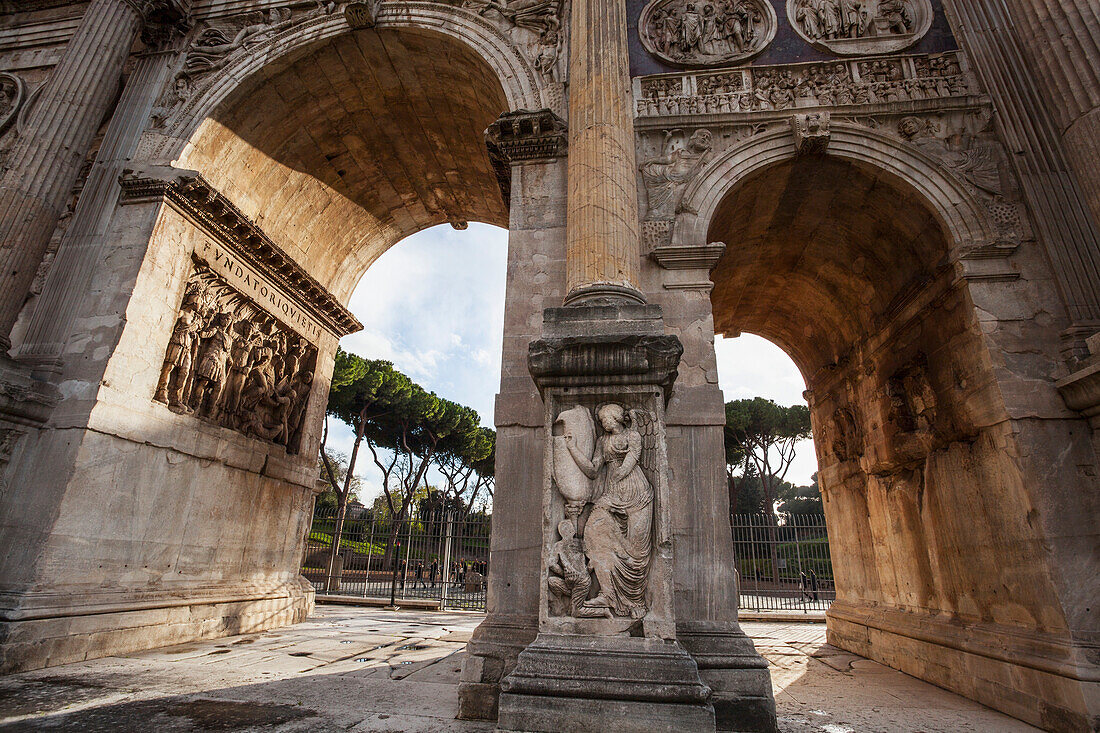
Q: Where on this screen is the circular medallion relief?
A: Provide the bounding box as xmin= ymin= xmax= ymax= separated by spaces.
xmin=640 ymin=0 xmax=777 ymax=68
xmin=786 ymin=0 xmax=932 ymax=56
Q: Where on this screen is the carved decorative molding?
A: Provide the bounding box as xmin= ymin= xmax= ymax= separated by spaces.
xmin=649 ymin=242 xmax=725 ymax=270
xmin=154 ymin=260 xmax=318 ymax=454
xmin=636 ymin=51 xmax=971 ymax=117
xmin=119 ymin=172 xmax=362 ymax=338
xmin=344 ymin=0 xmax=379 ymax=28
xmin=791 ymin=111 xmax=830 ymax=154
xmin=485 ymin=108 xmax=567 ymax=163
xmin=639 ymin=0 xmax=776 ymax=68
xmin=787 ymin=0 xmax=932 ymax=56
xmin=0 ymin=73 xmax=24 ymax=138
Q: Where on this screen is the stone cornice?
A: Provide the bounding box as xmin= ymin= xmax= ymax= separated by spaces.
xmin=485 ymin=108 xmax=568 ymax=164
xmin=649 ymin=242 xmax=725 ymax=270
xmin=119 ymin=171 xmax=362 ymax=338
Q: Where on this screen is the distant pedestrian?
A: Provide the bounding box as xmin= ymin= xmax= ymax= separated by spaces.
xmin=799 ymin=571 xmax=811 ymax=602
xmin=809 ymin=569 xmax=819 ymax=602
xmin=430 ymin=559 xmax=439 ymax=588
xmin=415 ymin=561 xmax=425 ymax=589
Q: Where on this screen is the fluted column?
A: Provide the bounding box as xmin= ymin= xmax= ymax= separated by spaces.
xmin=563 ymin=0 xmax=644 ymax=305
xmin=14 ymin=49 xmax=176 ymax=372
xmin=0 ymin=0 xmax=146 ymax=350
xmin=941 ymin=0 xmax=1100 ymax=358
xmin=998 ymin=0 xmax=1100 ymax=230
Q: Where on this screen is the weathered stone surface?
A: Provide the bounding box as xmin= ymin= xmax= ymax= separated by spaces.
xmin=0 ymin=1 xmax=1097 ymax=731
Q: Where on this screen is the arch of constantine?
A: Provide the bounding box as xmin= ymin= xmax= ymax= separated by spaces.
xmin=0 ymin=0 xmax=1097 ymax=731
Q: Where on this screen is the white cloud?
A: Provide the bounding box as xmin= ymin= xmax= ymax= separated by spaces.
xmin=329 ymin=224 xmax=817 ymax=503
xmin=714 ymin=333 xmax=818 ymax=485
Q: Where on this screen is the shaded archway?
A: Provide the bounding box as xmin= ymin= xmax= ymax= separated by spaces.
xmin=705 ymin=153 xmax=1078 ymax=727
xmin=178 ymin=25 xmax=513 ymax=301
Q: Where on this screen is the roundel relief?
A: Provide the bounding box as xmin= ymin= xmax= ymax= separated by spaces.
xmin=640 ymin=0 xmax=777 ymax=68
xmin=787 ymin=0 xmax=932 ymax=56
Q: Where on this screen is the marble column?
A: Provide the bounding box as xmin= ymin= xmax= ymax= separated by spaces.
xmin=942 ymin=0 xmax=1100 ymax=359
xmin=999 ymin=0 xmax=1100 ymax=232
xmin=14 ymin=46 xmax=177 ymax=372
xmin=562 ymin=0 xmax=644 ymax=305
xmin=0 ymin=0 xmax=147 ymax=350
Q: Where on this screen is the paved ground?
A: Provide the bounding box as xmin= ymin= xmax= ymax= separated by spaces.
xmin=0 ymin=605 xmax=1038 ymax=732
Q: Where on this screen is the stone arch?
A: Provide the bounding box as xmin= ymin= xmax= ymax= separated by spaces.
xmin=673 ymin=124 xmax=995 ymax=254
xmin=139 ymin=6 xmax=547 ymax=303
xmin=688 ymin=129 xmax=1085 ymax=727
xmin=153 ymin=3 xmax=545 ymax=163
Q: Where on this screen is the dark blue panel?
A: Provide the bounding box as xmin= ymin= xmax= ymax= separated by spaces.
xmin=629 ymin=0 xmax=958 ymax=77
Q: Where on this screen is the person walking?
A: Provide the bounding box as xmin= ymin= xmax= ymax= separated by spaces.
xmin=430 ymin=559 xmax=439 ymax=588
xmin=415 ymin=561 xmax=425 ymax=589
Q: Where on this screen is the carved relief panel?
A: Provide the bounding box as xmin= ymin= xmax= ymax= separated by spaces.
xmin=786 ymin=0 xmax=932 ymax=56
xmin=538 ymin=385 xmax=675 ymax=638
xmin=155 ymin=259 xmax=318 ymax=455
xmin=639 ymin=0 xmax=777 ymax=67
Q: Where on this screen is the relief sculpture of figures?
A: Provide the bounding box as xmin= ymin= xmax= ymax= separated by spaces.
xmin=786 ymin=0 xmax=931 ymax=55
xmin=640 ymin=0 xmax=776 ymax=67
xmin=153 ymin=260 xmax=318 ymax=454
xmin=548 ymin=403 xmax=658 ymax=620
xmin=640 ymin=128 xmax=713 ymax=221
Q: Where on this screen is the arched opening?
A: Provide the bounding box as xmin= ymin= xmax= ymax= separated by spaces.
xmin=706 ymin=154 xmax=1069 ymax=704
xmin=178 ymin=26 xmax=511 ymax=301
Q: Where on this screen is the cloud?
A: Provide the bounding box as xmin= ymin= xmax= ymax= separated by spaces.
xmin=331 ymin=224 xmax=817 ymax=502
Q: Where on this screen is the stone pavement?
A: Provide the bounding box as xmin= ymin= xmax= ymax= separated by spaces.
xmin=0 ymin=605 xmax=1039 ymax=732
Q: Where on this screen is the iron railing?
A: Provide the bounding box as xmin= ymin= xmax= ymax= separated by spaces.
xmin=301 ymin=505 xmax=491 ymax=611
xmin=732 ymin=513 xmax=835 ymax=613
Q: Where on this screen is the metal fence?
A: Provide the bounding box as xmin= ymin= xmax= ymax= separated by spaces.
xmin=732 ymin=513 xmax=835 ymax=614
xmin=301 ymin=504 xmax=491 ymax=611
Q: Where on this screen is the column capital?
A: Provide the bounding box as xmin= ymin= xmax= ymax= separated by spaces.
xmin=485 ymin=109 xmax=568 ymax=165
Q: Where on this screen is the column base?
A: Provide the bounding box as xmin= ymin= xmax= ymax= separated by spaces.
xmin=497 ymin=633 xmax=715 ymax=733
xmin=458 ymin=613 xmax=539 ymax=720
xmin=678 ymin=621 xmax=778 ymax=733
xmin=0 ymin=578 xmax=315 ymax=674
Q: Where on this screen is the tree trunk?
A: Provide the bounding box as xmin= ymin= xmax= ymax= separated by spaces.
xmin=327 ymin=417 xmax=365 ymax=586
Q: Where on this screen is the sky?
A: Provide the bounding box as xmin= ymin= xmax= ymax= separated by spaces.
xmin=325 ymin=223 xmax=817 ymax=505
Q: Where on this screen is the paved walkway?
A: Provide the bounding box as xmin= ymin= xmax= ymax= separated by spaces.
xmin=0 ymin=605 xmax=1038 ymax=732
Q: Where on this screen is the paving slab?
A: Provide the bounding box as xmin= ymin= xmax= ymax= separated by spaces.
xmin=0 ymin=605 xmax=1040 ymax=732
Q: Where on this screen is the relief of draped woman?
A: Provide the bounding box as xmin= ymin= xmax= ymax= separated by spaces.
xmin=640 ymin=128 xmax=714 ymax=221
xmin=565 ymin=404 xmax=653 ymax=618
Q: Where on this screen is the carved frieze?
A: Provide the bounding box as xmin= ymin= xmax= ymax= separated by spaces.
xmin=787 ymin=0 xmax=932 ymax=56
xmin=155 ymin=260 xmax=318 ymax=454
xmin=635 ymin=51 xmax=971 ymax=117
xmin=119 ymin=172 xmax=362 ymax=339
xmin=639 ymin=0 xmax=777 ymax=67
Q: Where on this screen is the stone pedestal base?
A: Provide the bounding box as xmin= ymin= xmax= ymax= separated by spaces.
xmin=678 ymin=621 xmax=777 ymax=733
xmin=827 ymin=601 xmax=1100 ymax=732
xmin=497 ymin=633 xmax=715 ymax=733
xmin=0 ymin=577 xmax=314 ymax=673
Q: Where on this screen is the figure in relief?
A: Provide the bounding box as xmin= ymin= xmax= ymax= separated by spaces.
xmin=640 ymin=128 xmax=713 ymax=220
xmin=154 ymin=262 xmax=318 ymax=454
xmin=564 ymin=404 xmax=657 ymax=619
xmin=547 ymin=519 xmax=592 ymax=616
xmin=155 ymin=310 xmax=201 ymax=407
xmin=641 ymin=0 xmax=773 ymax=66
